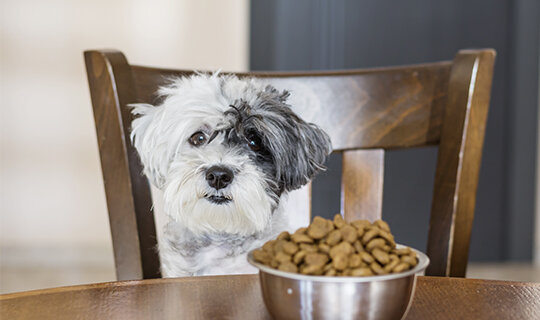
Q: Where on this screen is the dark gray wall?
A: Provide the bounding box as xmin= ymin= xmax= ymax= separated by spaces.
xmin=250 ymin=0 xmax=539 ymax=261
xmin=505 ymin=0 xmax=540 ymax=260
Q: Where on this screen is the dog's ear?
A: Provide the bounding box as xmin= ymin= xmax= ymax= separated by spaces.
xmin=130 ymin=103 xmax=168 ymax=189
xmin=277 ymin=119 xmax=332 ymax=192
xmin=249 ymin=86 xmax=332 ymax=192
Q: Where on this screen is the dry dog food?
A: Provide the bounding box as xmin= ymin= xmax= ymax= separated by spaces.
xmin=253 ymin=214 xmax=418 ymax=276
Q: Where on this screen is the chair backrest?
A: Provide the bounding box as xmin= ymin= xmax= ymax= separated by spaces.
xmin=84 ymin=49 xmax=495 ymax=280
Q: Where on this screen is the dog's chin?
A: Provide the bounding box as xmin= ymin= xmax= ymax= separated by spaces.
xmin=168 ymin=192 xmax=273 ymax=236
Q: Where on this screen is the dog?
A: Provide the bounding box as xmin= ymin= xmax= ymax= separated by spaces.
xmin=130 ymin=73 xmax=331 ymax=277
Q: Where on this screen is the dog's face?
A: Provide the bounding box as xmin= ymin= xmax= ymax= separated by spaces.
xmin=131 ymin=74 xmax=331 ymax=236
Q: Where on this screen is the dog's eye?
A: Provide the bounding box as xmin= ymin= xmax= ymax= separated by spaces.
xmin=189 ymin=131 xmax=207 ymax=146
xmin=247 ymin=134 xmax=262 ymax=152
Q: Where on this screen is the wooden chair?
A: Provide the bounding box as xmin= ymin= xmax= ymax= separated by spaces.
xmin=84 ymin=49 xmax=495 ymax=281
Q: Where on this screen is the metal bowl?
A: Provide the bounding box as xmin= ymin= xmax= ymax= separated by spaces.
xmin=247 ymin=245 xmax=429 ymax=320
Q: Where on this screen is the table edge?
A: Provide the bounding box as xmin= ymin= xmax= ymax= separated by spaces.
xmin=1 ymin=275 xmax=538 ymax=301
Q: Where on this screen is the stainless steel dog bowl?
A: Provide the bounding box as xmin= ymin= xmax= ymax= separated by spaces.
xmin=247 ymin=245 xmax=429 ymax=320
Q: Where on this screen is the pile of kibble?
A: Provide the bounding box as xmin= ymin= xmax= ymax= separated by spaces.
xmin=252 ymin=214 xmax=418 ymax=276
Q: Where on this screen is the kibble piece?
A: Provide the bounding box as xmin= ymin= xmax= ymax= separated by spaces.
xmin=366 ymin=238 xmax=386 ymax=252
xmin=253 ymin=249 xmax=272 ymax=265
xmin=393 ymin=247 xmax=412 ymax=256
xmin=333 ymin=214 xmax=347 ymax=228
xmin=379 ymin=230 xmax=396 ymax=247
xmin=277 ymin=231 xmax=291 ymax=241
xmin=362 ymin=228 xmax=379 ymax=244
xmin=305 ymin=252 xmax=329 ymax=267
xmin=272 ymin=240 xmax=287 ymax=254
xmin=326 ymin=229 xmax=342 ymax=246
xmin=332 ymin=253 xmax=349 ymax=271
xmin=302 ymin=264 xmax=324 ymax=275
xmin=262 ymin=240 xmax=275 ymax=253
xmin=348 ymin=254 xmax=362 ymax=268
xmin=384 ymin=255 xmax=400 ymax=273
xmin=299 ymin=243 xmax=319 ymax=253
xmin=326 ymin=220 xmax=335 ymax=232
xmin=278 ymin=261 xmax=298 ymax=273
xmin=291 ymin=233 xmax=314 ymax=244
xmin=374 ymin=220 xmax=391 ymax=232
xmin=307 ymin=216 xmax=334 ymax=239
xmin=325 ymin=268 xmax=337 ymax=276
xmin=392 ymin=262 xmax=411 ymax=273
xmin=383 ymin=258 xmax=400 ymax=273
xmin=329 ymin=241 xmax=354 ymax=258
xmin=293 ymin=250 xmax=307 ymax=264
xmin=372 ymin=248 xmax=390 ymax=265
xmin=334 ymin=213 xmax=347 ymax=229
xmin=275 ymin=251 xmax=292 ymax=263
xmin=341 ymin=225 xmax=358 ymax=243
xmin=352 ymin=221 xmax=370 ymax=238
xmin=282 ymin=241 xmax=299 ymax=255
xmin=351 ymin=267 xmax=373 ymax=276
xmin=295 ymin=227 xmax=308 ymax=234
xmin=353 ymin=240 xmax=365 ymax=253
xmin=323 ymin=263 xmax=333 ymax=272
xmin=318 ymin=243 xmax=331 ymax=254
xmin=351 ymin=219 xmax=371 ymax=230
xmin=270 ymin=259 xmax=279 ymax=268
xmin=401 ymin=255 xmax=418 ymax=267
xmin=359 ymin=251 xmax=375 ymax=264
xmin=370 ymin=262 xmax=387 ymax=275
xmin=342 ymin=269 xmax=352 ymax=276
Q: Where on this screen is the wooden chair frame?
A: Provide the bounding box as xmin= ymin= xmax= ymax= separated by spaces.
xmin=84 ymin=49 xmax=495 ymax=280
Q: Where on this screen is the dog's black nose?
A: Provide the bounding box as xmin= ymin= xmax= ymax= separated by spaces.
xmin=205 ymin=166 xmax=234 ymax=190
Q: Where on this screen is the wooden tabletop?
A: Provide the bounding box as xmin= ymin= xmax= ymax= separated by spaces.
xmin=1 ymin=275 xmax=539 ymax=319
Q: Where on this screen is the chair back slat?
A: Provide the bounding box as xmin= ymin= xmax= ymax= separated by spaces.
xmin=131 ymin=64 xmax=452 ymax=151
xmin=427 ymin=50 xmax=496 ymax=277
xmin=341 ymin=149 xmax=385 ymax=222
xmin=85 ymin=51 xmax=161 ymax=280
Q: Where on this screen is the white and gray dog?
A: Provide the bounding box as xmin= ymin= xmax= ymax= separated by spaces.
xmin=130 ymin=73 xmax=331 ymax=277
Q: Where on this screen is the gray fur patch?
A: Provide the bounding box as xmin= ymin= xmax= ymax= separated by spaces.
xmin=220 ymin=84 xmax=332 ymax=193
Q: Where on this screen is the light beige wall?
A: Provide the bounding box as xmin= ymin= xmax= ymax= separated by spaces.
xmin=0 ymin=0 xmax=249 ymax=250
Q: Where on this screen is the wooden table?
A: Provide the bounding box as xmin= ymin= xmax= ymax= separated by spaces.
xmin=1 ymin=275 xmax=539 ymax=319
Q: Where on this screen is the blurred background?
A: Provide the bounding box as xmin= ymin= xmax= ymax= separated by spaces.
xmin=1 ymin=0 xmax=539 ymax=293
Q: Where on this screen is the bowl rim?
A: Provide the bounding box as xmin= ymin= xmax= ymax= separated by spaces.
xmin=247 ymin=244 xmax=429 ymax=283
